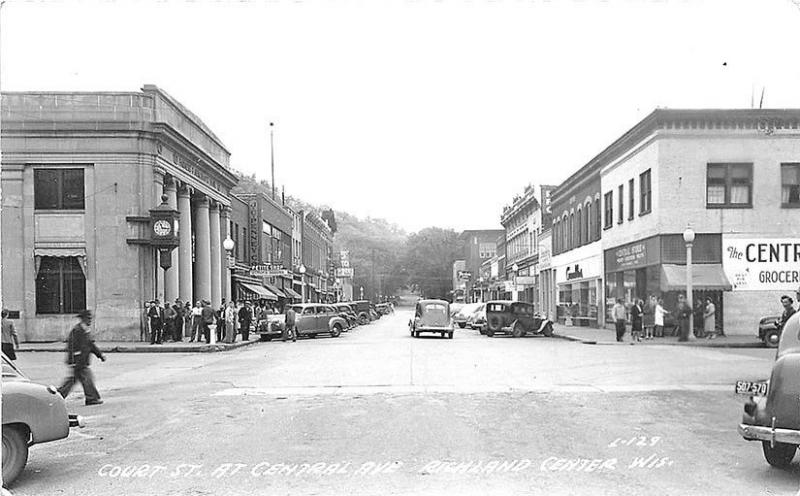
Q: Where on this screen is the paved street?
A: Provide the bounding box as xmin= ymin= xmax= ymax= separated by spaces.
xmin=7 ymin=309 xmax=795 ymax=496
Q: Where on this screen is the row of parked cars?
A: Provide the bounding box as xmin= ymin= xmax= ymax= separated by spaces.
xmin=409 ymin=300 xmax=554 ymax=339
xmin=255 ymin=300 xmax=388 ymax=341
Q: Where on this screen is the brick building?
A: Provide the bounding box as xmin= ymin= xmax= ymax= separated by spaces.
xmin=599 ymin=109 xmax=800 ymax=335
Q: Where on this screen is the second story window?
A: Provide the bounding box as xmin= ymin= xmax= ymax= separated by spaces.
xmin=707 ymin=163 xmax=752 ymax=208
xmin=604 ymin=191 xmax=613 ymax=229
xmin=782 ymin=163 xmax=800 ymax=207
xmin=628 ymin=179 xmax=634 ymax=220
xmin=594 ymin=197 xmax=600 ymax=240
xmin=34 ymin=168 xmax=85 ymax=210
xmin=617 ymin=185 xmax=624 ymax=224
xmin=639 ymin=169 xmax=652 ymax=214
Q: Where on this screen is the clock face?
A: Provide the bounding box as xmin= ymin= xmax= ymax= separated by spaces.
xmin=153 ymin=219 xmax=172 ymax=236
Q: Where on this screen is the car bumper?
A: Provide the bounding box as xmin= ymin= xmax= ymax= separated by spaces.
xmin=738 ymin=423 xmax=800 ymax=444
xmin=417 ymin=327 xmax=453 ymax=332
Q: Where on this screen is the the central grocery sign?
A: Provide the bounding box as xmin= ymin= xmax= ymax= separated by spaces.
xmin=722 ymin=237 xmax=800 ymax=291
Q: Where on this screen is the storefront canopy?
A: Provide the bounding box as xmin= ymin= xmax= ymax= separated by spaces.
xmin=660 ymin=264 xmax=732 ymax=292
xmin=239 ymin=282 xmax=278 ymax=301
xmin=264 ymin=283 xmax=286 ymax=298
xmin=282 ymin=287 xmax=302 ymax=299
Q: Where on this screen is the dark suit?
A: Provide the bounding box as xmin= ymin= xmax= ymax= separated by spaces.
xmin=148 ymin=305 xmax=164 ymax=344
xmin=58 ymin=323 xmax=103 ymax=403
xmin=238 ymin=306 xmax=252 ymax=341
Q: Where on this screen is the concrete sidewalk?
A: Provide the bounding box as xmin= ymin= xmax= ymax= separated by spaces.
xmin=17 ymin=338 xmax=261 ymax=353
xmin=552 ymin=323 xmax=764 ymax=348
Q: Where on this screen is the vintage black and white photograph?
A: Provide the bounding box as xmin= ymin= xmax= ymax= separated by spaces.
xmin=1 ymin=0 xmax=800 ymax=495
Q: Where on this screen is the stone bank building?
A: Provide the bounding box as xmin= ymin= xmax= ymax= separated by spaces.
xmin=1 ymin=86 xmax=238 ymax=341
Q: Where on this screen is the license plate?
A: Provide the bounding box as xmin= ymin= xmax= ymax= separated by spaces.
xmin=735 ymin=380 xmax=768 ymax=396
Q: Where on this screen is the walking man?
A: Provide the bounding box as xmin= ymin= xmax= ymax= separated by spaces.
xmin=148 ymin=300 xmax=164 ymax=345
xmin=2 ymin=309 xmax=20 ymax=360
xmin=612 ymin=298 xmax=627 ymax=342
xmin=58 ymin=310 xmax=106 ymax=405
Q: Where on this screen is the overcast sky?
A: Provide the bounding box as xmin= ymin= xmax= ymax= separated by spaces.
xmin=3 ymin=0 xmax=800 ymax=233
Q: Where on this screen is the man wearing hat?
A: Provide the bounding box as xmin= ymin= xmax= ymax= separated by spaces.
xmin=58 ymin=310 xmax=106 ymax=405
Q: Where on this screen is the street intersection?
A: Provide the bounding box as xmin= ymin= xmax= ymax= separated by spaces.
xmin=7 ymin=309 xmax=794 ymax=496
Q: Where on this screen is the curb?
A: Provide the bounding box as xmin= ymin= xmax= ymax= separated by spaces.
xmin=554 ymin=333 xmax=763 ymax=349
xmin=17 ymin=339 xmax=261 ymax=354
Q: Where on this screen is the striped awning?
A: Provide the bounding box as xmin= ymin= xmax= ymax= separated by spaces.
xmin=282 ymin=287 xmax=302 ymax=299
xmin=264 ymin=283 xmax=286 ymax=298
xmin=239 ymin=283 xmax=278 ymax=301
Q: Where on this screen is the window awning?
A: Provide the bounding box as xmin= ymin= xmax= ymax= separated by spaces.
xmin=660 ymin=264 xmax=732 ymax=292
xmin=264 ymin=284 xmax=286 ymax=298
xmin=34 ymin=247 xmax=87 ymax=278
xmin=282 ymin=287 xmax=302 ymax=299
xmin=239 ymin=282 xmax=278 ymax=301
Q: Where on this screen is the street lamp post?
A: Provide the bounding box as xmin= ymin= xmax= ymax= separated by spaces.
xmin=511 ymin=263 xmax=519 ymax=302
xmin=223 ymin=234 xmax=235 ymax=302
xmin=683 ymin=227 xmax=695 ymax=340
xmin=299 ymin=265 xmax=307 ymax=304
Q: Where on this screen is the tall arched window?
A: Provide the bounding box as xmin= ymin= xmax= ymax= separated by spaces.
xmin=576 ymin=208 xmax=583 ymax=246
xmin=569 ymin=212 xmax=574 ymax=250
xmin=562 ymin=214 xmax=569 ymax=252
xmin=593 ymin=197 xmax=601 ymax=241
xmin=585 ymin=201 xmax=591 ymax=243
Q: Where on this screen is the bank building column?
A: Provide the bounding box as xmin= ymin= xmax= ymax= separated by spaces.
xmin=154 ymin=167 xmax=165 ymax=302
xmin=209 ymin=201 xmax=222 ymax=308
xmin=193 ymin=194 xmax=212 ymax=304
xmin=164 ymin=177 xmax=179 ymax=304
xmin=178 ymin=184 xmax=194 ymax=305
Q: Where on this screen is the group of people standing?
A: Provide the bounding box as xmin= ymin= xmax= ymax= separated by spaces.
xmin=612 ymin=294 xmax=719 ymax=343
xmin=144 ymin=298 xmax=292 ymax=345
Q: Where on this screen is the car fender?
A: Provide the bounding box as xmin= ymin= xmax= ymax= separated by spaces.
xmin=328 ymin=316 xmax=347 ymax=331
xmin=533 ymin=318 xmax=553 ymax=334
xmin=2 ymin=381 xmax=70 ymax=445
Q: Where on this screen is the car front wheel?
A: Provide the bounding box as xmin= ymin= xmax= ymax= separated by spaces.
xmin=448 ymin=332 xmax=454 ymax=339
xmin=762 ymin=441 xmax=797 ymax=468
xmin=2 ymin=425 xmax=29 ymax=487
xmin=486 ymin=330 xmax=494 ymax=337
xmin=458 ymin=322 xmax=466 ymax=329
xmin=331 ymin=325 xmax=342 ymax=338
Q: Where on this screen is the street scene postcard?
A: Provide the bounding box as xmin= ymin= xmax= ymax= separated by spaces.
xmin=2 ymin=1 xmax=800 ymax=495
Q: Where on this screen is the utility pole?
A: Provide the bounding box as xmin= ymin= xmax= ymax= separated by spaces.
xmin=270 ymin=122 xmax=275 ymax=200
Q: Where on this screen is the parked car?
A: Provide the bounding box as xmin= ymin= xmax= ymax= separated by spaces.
xmin=292 ymin=304 xmax=348 ymax=338
xmin=256 ymin=312 xmax=286 ymax=341
xmin=484 ymin=300 xmax=554 ymax=338
xmin=2 ymin=353 xmax=84 ymax=486
xmin=453 ymin=303 xmax=482 ymax=329
xmin=333 ymin=303 xmax=358 ymax=329
xmin=409 ymin=299 xmax=454 ymax=339
xmin=449 ymin=302 xmax=465 ymax=318
xmin=758 ymin=314 xmax=782 ymax=348
xmin=467 ymin=303 xmax=487 ymax=332
xmin=376 ymin=303 xmax=393 ymax=315
xmin=352 ymin=300 xmax=376 ymax=325
xmin=739 ymin=312 xmax=800 ymax=468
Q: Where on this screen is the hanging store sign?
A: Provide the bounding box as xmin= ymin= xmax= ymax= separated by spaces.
xmin=336 ymin=268 xmax=354 ymax=278
xmin=723 ymin=237 xmax=800 ymax=291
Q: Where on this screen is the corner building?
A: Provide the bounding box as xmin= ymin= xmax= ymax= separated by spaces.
xmin=1 ymin=86 xmax=237 ymax=341
xmin=599 ymin=109 xmax=800 ymax=335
